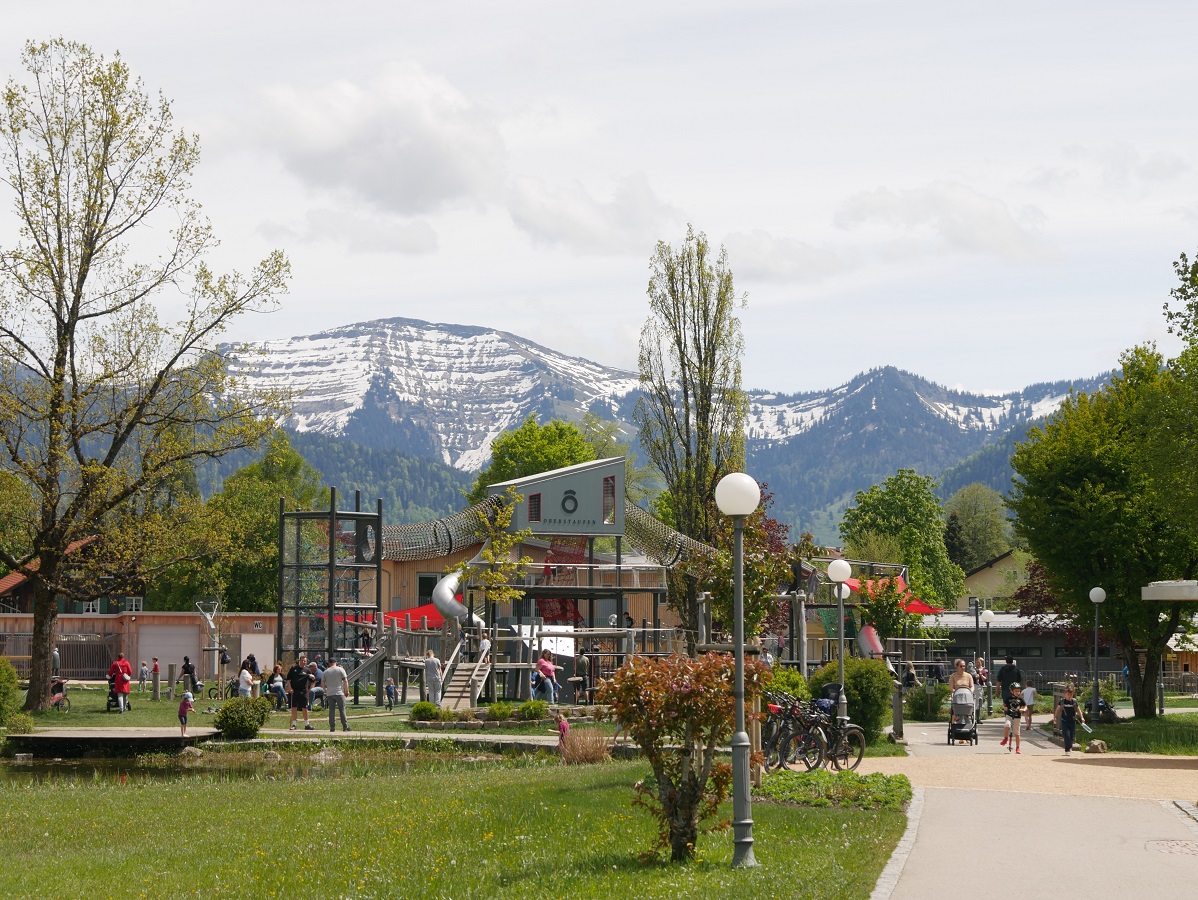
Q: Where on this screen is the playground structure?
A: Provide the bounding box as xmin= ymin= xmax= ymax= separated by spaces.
xmin=276 ymin=458 xmax=950 ymax=709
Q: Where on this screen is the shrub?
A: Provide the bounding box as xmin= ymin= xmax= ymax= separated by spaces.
xmin=486 ymin=701 xmax=514 ymax=721
xmin=561 ymin=727 xmax=611 ymax=765
xmin=409 ymin=701 xmax=440 ymax=721
xmin=0 ymin=658 xmax=20 ymax=725
xmin=809 ymin=658 xmax=894 ymax=742
xmin=214 ymin=697 xmax=274 ymax=739
xmin=435 ymin=706 xmax=458 ymax=722
xmin=455 ymin=709 xmax=476 ymax=722
xmin=1099 ymin=677 xmax=1119 ymax=709
xmin=516 ymin=700 xmax=548 ymax=721
xmin=596 ymin=651 xmax=769 ymax=862
xmin=4 ymin=711 xmax=34 ymax=734
xmin=904 ymin=684 xmax=951 ymax=721
xmin=766 ymin=667 xmax=811 ymax=701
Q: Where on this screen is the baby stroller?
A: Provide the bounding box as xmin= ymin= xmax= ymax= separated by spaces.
xmin=106 ymin=673 xmax=132 ymax=712
xmin=947 ymin=687 xmax=977 ymax=745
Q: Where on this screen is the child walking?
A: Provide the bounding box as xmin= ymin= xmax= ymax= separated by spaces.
xmin=1054 ymin=684 xmax=1085 ymax=755
xmin=138 ymin=660 xmax=149 ymax=692
xmin=178 ymin=691 xmax=195 ymax=738
xmin=550 ymin=711 xmax=570 ymax=758
xmin=385 ymin=677 xmax=397 ymax=711
xmin=1000 ymin=683 xmax=1026 ymax=752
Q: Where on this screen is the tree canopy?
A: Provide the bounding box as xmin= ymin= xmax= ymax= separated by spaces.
xmin=943 ymin=482 xmax=1011 ymax=572
xmin=0 ymin=40 xmax=289 ymax=707
xmin=839 ymin=469 xmax=964 ymax=608
xmin=465 ymin=415 xmax=594 ymax=505
xmin=1009 ymin=344 xmax=1198 ymax=717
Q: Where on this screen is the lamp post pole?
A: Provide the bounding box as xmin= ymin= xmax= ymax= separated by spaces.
xmin=981 ymin=609 xmax=995 ymax=715
xmin=828 ymin=559 xmax=852 ymax=722
xmin=796 ymin=589 xmax=807 ymax=677
xmin=715 ymin=473 xmax=761 ymax=870
xmin=1090 ymin=587 xmax=1106 ymax=722
xmin=969 ymin=597 xmax=980 ymax=666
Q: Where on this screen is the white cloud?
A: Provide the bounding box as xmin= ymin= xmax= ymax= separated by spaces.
xmin=259 ymin=208 xmax=437 ymax=255
xmin=507 ymin=173 xmax=682 ymax=254
xmin=255 ymin=63 xmax=507 ymax=215
xmin=723 ymin=229 xmax=851 ymax=283
xmin=834 ymin=181 xmax=1055 ymax=263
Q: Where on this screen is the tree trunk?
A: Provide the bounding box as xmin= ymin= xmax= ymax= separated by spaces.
xmin=666 ymin=774 xmax=702 ymax=862
xmin=25 ymin=581 xmax=58 ymax=711
xmin=1127 ymin=648 xmax=1160 ymax=719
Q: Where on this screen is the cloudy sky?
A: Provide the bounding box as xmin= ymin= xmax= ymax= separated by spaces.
xmin=2 ymin=1 xmax=1196 ymax=395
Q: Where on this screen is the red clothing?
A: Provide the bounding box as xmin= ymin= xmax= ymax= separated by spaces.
xmin=109 ymin=658 xmax=133 ymax=694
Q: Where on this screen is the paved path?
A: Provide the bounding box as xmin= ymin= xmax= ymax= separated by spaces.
xmin=867 ymin=713 xmax=1198 ymax=899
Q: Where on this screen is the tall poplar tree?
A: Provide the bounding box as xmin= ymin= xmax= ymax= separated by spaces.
xmin=634 ymin=225 xmax=747 ymax=651
xmin=0 ymin=40 xmax=289 ymax=708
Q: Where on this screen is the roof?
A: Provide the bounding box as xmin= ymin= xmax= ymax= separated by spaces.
xmin=922 ymin=610 xmax=1045 ymax=632
xmin=487 ymin=456 xmax=625 ymax=489
xmin=0 ymin=537 xmax=99 ymax=596
xmin=964 ymin=548 xmax=1018 ymax=579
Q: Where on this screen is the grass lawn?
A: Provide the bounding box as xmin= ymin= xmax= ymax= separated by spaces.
xmin=0 ymin=757 xmax=906 ymax=899
xmin=1087 ymin=711 xmax=1198 ymax=754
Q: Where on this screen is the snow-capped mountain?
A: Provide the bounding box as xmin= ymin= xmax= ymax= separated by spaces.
xmin=225 ymin=317 xmax=1111 ymax=541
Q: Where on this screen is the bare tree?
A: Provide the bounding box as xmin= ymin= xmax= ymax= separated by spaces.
xmin=0 ymin=40 xmax=289 ymax=708
xmin=634 ymin=225 xmax=746 ymax=651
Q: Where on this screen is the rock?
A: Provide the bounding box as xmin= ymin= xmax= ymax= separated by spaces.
xmin=263 ymin=750 xmax=282 ymax=763
xmin=312 ymin=747 xmax=343 ymax=763
xmin=1085 ymin=739 xmax=1108 ymax=753
xmin=179 ymin=746 xmax=203 ymax=758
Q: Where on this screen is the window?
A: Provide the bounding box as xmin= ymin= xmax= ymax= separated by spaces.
xmin=992 ymin=647 xmax=1042 ymax=659
xmin=602 ymin=476 xmax=616 ymax=525
xmin=124 ymin=597 xmax=143 ymax=612
xmin=82 ymin=599 xmax=100 ymax=614
xmin=417 ymin=574 xmax=439 ymax=602
xmin=528 ymin=492 xmax=542 ymax=523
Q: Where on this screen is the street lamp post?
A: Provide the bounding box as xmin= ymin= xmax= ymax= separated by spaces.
xmin=969 ymin=596 xmax=981 ymax=669
xmin=981 ymin=608 xmax=995 ymax=715
xmin=1090 ymin=587 xmax=1106 ymax=722
xmin=715 ymin=472 xmax=761 ymax=870
xmin=827 ymin=558 xmax=852 ymax=722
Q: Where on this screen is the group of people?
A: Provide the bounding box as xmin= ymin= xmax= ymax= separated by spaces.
xmin=935 ymin=654 xmax=1089 ymax=755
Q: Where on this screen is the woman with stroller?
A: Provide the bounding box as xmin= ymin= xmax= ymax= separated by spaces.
xmin=947 ymin=659 xmax=973 ymax=723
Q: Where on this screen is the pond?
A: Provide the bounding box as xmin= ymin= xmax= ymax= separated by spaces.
xmin=0 ymin=751 xmax=503 ymax=784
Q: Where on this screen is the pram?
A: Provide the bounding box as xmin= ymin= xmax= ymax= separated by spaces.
xmin=106 ymin=673 xmax=132 ymax=712
xmin=947 ymin=686 xmax=977 ymax=745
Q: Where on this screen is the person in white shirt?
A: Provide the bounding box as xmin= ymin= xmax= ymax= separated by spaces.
xmin=322 ymin=658 xmax=351 ymax=732
xmin=1021 ymin=683 xmax=1038 ymax=731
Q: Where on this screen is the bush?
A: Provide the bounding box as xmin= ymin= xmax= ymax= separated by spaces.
xmin=516 ymin=700 xmax=548 ymax=721
xmin=904 ymin=684 xmax=950 ymax=721
xmin=486 ymin=701 xmax=514 ymax=721
xmin=435 ymin=706 xmax=458 ymax=722
xmin=409 ymin=701 xmax=440 ymax=721
xmin=809 ymin=658 xmax=894 ymax=742
xmin=561 ymin=727 xmax=611 ymax=765
xmin=0 ymin=658 xmax=20 ymax=725
xmin=214 ymin=697 xmax=274 ymax=739
xmin=1099 ymin=677 xmax=1119 ymax=709
xmin=455 ymin=709 xmax=476 ymax=722
xmin=766 ymin=667 xmax=811 ymax=701
xmin=4 ymin=711 xmax=34 ymax=734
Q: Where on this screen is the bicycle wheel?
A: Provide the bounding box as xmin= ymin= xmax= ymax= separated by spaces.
xmin=829 ymin=726 xmax=865 ymax=771
xmin=781 ymin=727 xmax=826 ymax=772
xmin=207 ymin=686 xmax=219 ymax=700
xmin=762 ymin=718 xmax=783 ymax=769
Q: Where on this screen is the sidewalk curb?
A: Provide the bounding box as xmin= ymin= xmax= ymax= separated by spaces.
xmin=870 ymin=786 xmax=924 ymax=900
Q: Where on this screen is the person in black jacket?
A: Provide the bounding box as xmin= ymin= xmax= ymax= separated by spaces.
xmin=995 ymin=656 xmax=1022 ymax=703
xmin=1054 ymin=684 xmax=1085 ymax=755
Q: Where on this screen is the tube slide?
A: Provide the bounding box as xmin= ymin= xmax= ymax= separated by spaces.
xmin=431 ymin=569 xmax=484 ymax=627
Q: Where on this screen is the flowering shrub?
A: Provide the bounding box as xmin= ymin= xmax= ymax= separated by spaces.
xmin=596 ymin=652 xmax=769 ymax=862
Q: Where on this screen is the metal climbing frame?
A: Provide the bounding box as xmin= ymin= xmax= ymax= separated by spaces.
xmin=277 ymin=488 xmax=383 ymax=663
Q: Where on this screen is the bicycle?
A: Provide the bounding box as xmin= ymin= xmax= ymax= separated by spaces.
xmin=762 ymin=692 xmax=826 ymax=772
xmin=819 ymin=710 xmax=866 ymax=771
xmin=208 ymin=676 xmax=238 ymax=701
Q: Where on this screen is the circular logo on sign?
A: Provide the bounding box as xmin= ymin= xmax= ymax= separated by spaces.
xmin=561 ymin=490 xmax=578 ymax=514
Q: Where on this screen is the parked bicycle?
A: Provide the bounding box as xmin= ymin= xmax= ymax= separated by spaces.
xmin=816 ymin=703 xmax=866 ymax=771
xmin=208 ymin=676 xmax=238 ymax=701
xmin=762 ymin=690 xmax=826 ymax=772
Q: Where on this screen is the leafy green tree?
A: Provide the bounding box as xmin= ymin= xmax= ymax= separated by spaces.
xmin=634 ymin=226 xmax=747 ymax=652
xmin=455 ymin=485 xmax=532 ymax=609
xmin=578 ymin=411 xmax=656 ymax=503
xmin=840 ymin=469 xmax=964 ymax=607
xmin=1010 ymin=345 xmax=1198 ymax=718
xmin=944 ymin=483 xmax=1010 ymax=572
xmin=148 ymin=432 xmax=325 ymax=612
xmin=465 ymin=415 xmax=594 ymax=504
xmin=0 ymin=41 xmax=289 ymax=708
xmin=843 ymin=529 xmax=904 ymax=566
xmin=943 ymin=511 xmax=968 ymax=570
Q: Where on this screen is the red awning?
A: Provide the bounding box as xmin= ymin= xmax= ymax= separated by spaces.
xmin=386 ymin=603 xmax=445 ymax=629
xmin=901 ymin=598 xmax=943 ymax=615
xmin=844 ymin=574 xmax=942 ymax=614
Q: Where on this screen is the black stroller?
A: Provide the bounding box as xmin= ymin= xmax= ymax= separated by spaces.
xmin=106 ymin=673 xmax=132 ymax=712
xmin=947 ymin=687 xmax=978 ymax=745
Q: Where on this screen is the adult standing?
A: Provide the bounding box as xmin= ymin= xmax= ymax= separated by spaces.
xmin=323 ymin=658 xmax=351 ymax=732
xmin=246 ymin=653 xmax=261 ymax=698
xmin=535 ymin=649 xmax=559 ymax=703
xmin=287 ymin=655 xmax=315 ymax=731
xmin=237 ymin=660 xmax=254 ymax=698
xmin=51 ymin=645 xmax=60 ymax=677
xmin=947 ymin=659 xmax=974 ymax=724
xmin=179 ymin=655 xmax=198 ymax=694
xmin=108 ymin=651 xmax=133 ymax=712
xmin=973 ymin=656 xmax=988 ymax=718
xmin=574 ymin=647 xmax=590 ymax=704
xmin=995 ymin=656 xmax=1022 ymax=704
xmin=424 ymin=649 xmax=443 ymax=705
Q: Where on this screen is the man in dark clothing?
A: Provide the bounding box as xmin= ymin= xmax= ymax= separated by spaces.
xmin=996 ymin=656 xmax=1022 ymax=703
xmin=287 ymin=655 xmax=315 ymax=731
xmin=1054 ymin=684 xmax=1085 ymax=755
xmin=178 ymin=656 xmax=198 ymax=693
